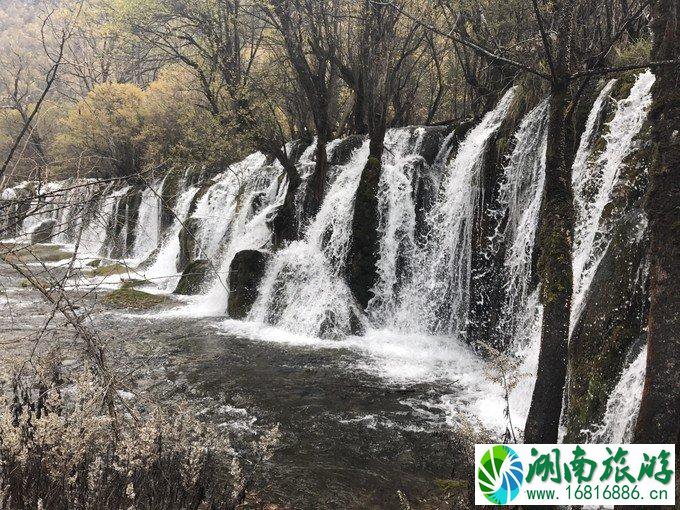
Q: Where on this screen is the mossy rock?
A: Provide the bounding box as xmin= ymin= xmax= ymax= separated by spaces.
xmin=564 ymin=209 xmax=649 ymax=441
xmin=88 ymin=262 xmax=131 ymax=277
xmin=86 ymin=258 xmax=102 ymax=268
xmin=19 ymin=277 xmax=50 ymax=289
xmin=1 ymin=243 xmax=72 ymax=263
xmin=174 ymin=259 xmax=211 ymax=295
xmin=435 ymin=479 xmax=469 ymax=493
xmin=160 ymin=167 xmax=185 ymax=230
xmin=120 ymin=278 xmax=149 ymax=289
xmin=102 ymin=288 xmax=169 ymax=310
xmin=178 ymin=217 xmax=202 ymax=271
xmin=228 ymin=250 xmax=270 ymax=318
xmin=31 ymin=219 xmax=57 ymax=244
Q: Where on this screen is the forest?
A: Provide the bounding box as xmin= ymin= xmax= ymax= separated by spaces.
xmin=0 ymin=0 xmax=678 ymax=508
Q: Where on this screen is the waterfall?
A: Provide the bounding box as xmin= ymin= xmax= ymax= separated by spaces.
xmin=589 ymin=346 xmax=647 ymax=443
xmin=571 ymin=80 xmax=617 ymax=188
xmin=366 ymin=128 xmax=426 ymax=324
xmin=80 ymin=185 xmax=130 ymax=257
xmin=132 ymin=182 xmax=162 ymax=260
xmin=1 ymin=76 xmax=660 ymax=439
xmin=192 ymin=152 xmax=269 ymax=262
xmin=479 ymin=99 xmax=550 ymax=429
xmin=493 ymin=99 xmax=549 ymax=342
xmin=189 ymin=153 xmax=283 ymax=315
xmin=387 ymin=87 xmax=517 ymax=336
xmin=17 ymin=182 xmax=62 ymax=238
xmin=145 ymin=183 xmax=200 ymax=290
xmin=249 ymin=138 xmax=370 ymax=337
xmin=571 ymin=71 xmax=655 ymax=331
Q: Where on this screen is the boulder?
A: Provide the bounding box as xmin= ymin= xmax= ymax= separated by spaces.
xmin=174 ymin=259 xmax=211 ymax=295
xmin=227 ymin=250 xmax=270 ymax=318
xmin=103 ymin=288 xmax=169 ymax=310
xmin=31 ymin=219 xmax=57 ymax=244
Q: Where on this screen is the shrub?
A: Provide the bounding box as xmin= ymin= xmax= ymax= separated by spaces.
xmin=0 ymin=361 xmax=279 ymax=509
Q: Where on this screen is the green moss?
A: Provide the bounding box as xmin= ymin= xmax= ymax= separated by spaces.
xmin=160 ymin=167 xmax=184 ymax=209
xmin=86 ymin=258 xmax=102 ymax=268
xmin=120 ymin=278 xmax=149 ymax=289
xmin=435 ymin=479 xmax=468 ymax=493
xmin=19 ymin=277 xmax=49 ymax=288
xmin=1 ymin=243 xmax=72 ymax=263
xmin=88 ymin=263 xmax=130 ymax=277
xmin=102 ymin=288 xmax=169 ymax=310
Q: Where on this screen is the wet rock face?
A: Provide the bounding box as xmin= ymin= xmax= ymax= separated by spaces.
xmin=108 ymin=188 xmax=142 ymax=259
xmin=178 ymin=217 xmax=202 ymax=271
xmin=565 ymin=209 xmax=649 ymax=441
xmin=467 ymin=119 xmax=527 ymax=348
xmin=418 ymin=125 xmax=453 ymax=165
xmin=346 ymin=156 xmax=382 ymax=310
xmin=330 ymin=135 xmax=366 ymax=166
xmin=228 ymin=250 xmax=271 ymax=319
xmin=31 ymin=219 xmax=57 ymax=244
xmin=174 ymin=259 xmax=211 ymax=295
xmin=160 ymin=168 xmax=184 ymax=231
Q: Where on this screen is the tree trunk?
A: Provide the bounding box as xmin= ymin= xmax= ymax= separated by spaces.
xmin=524 ymin=84 xmax=575 ymax=443
xmin=633 ymin=0 xmax=680 ymax=446
xmin=346 ymin=116 xmax=386 ymax=309
xmin=524 ymin=0 xmax=576 ymax=444
xmin=353 ymin=79 xmax=369 ymax=135
xmin=303 ymin=129 xmax=329 ymax=218
xmin=271 ymin=148 xmax=302 ymax=248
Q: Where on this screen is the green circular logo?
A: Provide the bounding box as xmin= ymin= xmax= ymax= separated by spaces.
xmin=477 ymin=445 xmax=524 ymax=504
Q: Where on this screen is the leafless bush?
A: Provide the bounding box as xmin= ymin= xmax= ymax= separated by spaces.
xmin=0 ymin=357 xmax=279 ymax=510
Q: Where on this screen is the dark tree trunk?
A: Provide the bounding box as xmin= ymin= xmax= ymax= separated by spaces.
xmin=524 ymin=0 xmax=577 ymax=443
xmin=346 ymin=116 xmax=386 ymax=309
xmin=524 ymin=84 xmax=575 ymax=443
xmin=633 ymin=0 xmax=680 ymax=446
xmin=303 ymin=129 xmax=330 ymax=218
xmin=353 ymin=80 xmax=369 ymax=135
xmin=271 ymin=148 xmax=302 ymax=248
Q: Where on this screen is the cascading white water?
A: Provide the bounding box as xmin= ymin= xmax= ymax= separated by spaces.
xmin=493 ymin=99 xmax=549 ymax=341
xmin=188 ymin=154 xmax=284 ymax=315
xmin=478 ymin=99 xmax=550 ymax=431
xmin=0 ymin=76 xmax=658 ymax=440
xmin=571 ymin=80 xmax=617 ymax=189
xmin=145 ymin=183 xmax=200 ymax=291
xmin=79 ymin=185 xmax=130 ymax=256
xmin=192 ymin=152 xmax=269 ymax=262
xmin=132 ymin=182 xmax=162 ymax=260
xmin=17 ymin=182 xmax=62 ymax=239
xmin=571 ymin=71 xmax=655 ymax=332
xmin=249 ymin=138 xmax=370 ymax=337
xmin=589 ymin=346 xmax=647 ymax=443
xmin=366 ymin=128 xmax=425 ymax=323
xmin=387 ymin=87 xmax=517 ymax=336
